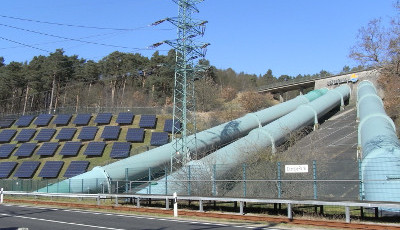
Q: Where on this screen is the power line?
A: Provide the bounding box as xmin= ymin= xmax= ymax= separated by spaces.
xmin=0 ymin=23 xmax=151 ymax=51
xmin=0 ymin=14 xmax=172 ymax=31
xmin=0 ymin=36 xmax=50 ymax=53
xmin=0 ymin=31 xmax=127 ymax=50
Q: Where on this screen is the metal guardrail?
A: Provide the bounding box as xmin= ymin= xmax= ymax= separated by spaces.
xmin=3 ymin=191 xmax=400 ymax=223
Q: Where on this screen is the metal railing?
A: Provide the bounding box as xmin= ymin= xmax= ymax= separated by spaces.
xmin=3 ymin=191 xmax=400 ymax=223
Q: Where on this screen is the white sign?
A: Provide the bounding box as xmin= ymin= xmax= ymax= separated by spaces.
xmin=285 ymin=165 xmax=309 ymax=173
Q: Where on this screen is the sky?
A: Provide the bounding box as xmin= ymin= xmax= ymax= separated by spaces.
xmin=0 ymin=0 xmax=397 ymax=77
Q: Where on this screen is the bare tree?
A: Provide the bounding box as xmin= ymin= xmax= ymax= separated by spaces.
xmin=349 ymin=18 xmax=389 ymax=66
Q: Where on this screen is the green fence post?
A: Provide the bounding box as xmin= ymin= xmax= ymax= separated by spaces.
xmin=277 ymin=162 xmax=281 ymax=198
xmin=165 ymin=166 xmax=168 ymax=195
xmin=243 ymin=164 xmax=247 ymax=197
xmin=148 ymin=167 xmax=151 ymax=195
xmin=68 ymin=179 xmax=71 ymax=193
xmin=125 ymin=168 xmax=128 ymax=193
xmin=188 ymin=165 xmax=191 ymax=196
xmin=46 ymin=180 xmax=49 ymax=193
xmin=81 ymin=179 xmax=84 ymax=193
xmin=313 ymin=160 xmax=317 ymax=199
xmin=358 ymin=159 xmax=363 ymax=200
xmin=212 ymin=164 xmax=216 ymax=196
xmin=57 ymin=179 xmax=59 ymax=193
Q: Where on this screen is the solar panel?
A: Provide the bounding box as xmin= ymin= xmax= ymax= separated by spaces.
xmin=83 ymin=142 xmax=106 ymax=156
xmin=59 ymin=142 xmax=82 ymax=156
xmin=126 ymin=128 xmax=145 ymax=142
xmin=53 ymin=114 xmax=72 ymax=126
xmin=101 ymin=126 xmax=120 ymax=140
xmin=0 ymin=162 xmax=18 ymax=178
xmin=56 ymin=128 xmax=77 ymax=141
xmin=110 ymin=142 xmax=131 ymax=158
xmin=34 ymin=114 xmax=53 ymax=126
xmin=139 ymin=115 xmax=157 ymax=128
xmin=77 ymin=126 xmax=98 ymax=140
xmin=36 ymin=142 xmax=59 ymax=156
xmin=14 ymin=161 xmax=40 ymax=178
xmin=14 ymin=143 xmax=37 ymax=157
xmin=116 ymin=112 xmax=134 ymax=125
xmin=150 ymin=132 xmax=169 ymax=146
xmin=14 ymin=115 xmax=35 ymax=127
xmin=14 ymin=129 xmax=36 ymax=142
xmin=0 ymin=129 xmax=17 ymax=142
xmin=0 ymin=117 xmax=16 ymax=128
xmin=38 ymin=161 xmax=64 ymax=178
xmin=94 ymin=113 xmax=112 ymax=125
xmin=0 ymin=144 xmax=17 ymax=158
xmin=163 ymin=119 xmax=181 ymax=133
xmin=63 ymin=161 xmax=89 ymax=178
xmin=73 ymin=114 xmax=92 ymax=125
xmin=35 ymin=128 xmax=56 ymax=141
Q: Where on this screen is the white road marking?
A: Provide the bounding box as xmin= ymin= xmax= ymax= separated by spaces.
xmin=2 ymin=204 xmax=258 ymax=229
xmin=0 ymin=213 xmax=125 ymax=230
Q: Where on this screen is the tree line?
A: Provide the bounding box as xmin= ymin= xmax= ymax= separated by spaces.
xmin=0 ymin=47 xmax=361 ymax=117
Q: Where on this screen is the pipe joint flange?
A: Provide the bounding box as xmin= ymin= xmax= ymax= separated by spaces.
xmin=330 ymin=90 xmax=345 ymax=109
xmin=358 ymin=113 xmax=397 ymax=145
xmin=258 ymin=129 xmax=276 ymax=153
xmin=357 ymin=80 xmax=376 ymax=101
xmin=247 ymin=113 xmax=262 ymax=128
xmin=357 ymin=94 xmax=384 ymax=119
xmin=298 ymin=104 xmax=318 ymax=126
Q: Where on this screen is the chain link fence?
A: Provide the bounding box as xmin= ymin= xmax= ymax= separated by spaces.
xmin=0 ymin=160 xmax=365 ymax=201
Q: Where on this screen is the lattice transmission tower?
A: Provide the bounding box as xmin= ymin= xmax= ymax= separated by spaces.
xmin=152 ymin=0 xmax=209 ymax=170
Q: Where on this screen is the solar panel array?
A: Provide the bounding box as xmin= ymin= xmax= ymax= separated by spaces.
xmin=0 ymin=162 xmax=18 ymax=178
xmin=0 ymin=112 xmax=170 ymax=178
xmin=56 ymin=128 xmax=77 ymax=141
xmin=14 ymin=129 xmax=36 ymax=142
xmin=126 ymin=128 xmax=145 ymax=142
xmin=163 ymin=119 xmax=181 ymax=133
xmin=94 ymin=113 xmax=112 ymax=125
xmin=38 ymin=161 xmax=64 ymax=178
xmin=84 ymin=142 xmax=106 ymax=156
xmin=14 ymin=161 xmax=40 ymax=178
xmin=150 ymin=132 xmax=169 ymax=146
xmin=14 ymin=143 xmax=37 ymax=157
xmin=116 ymin=112 xmax=134 ymax=125
xmin=0 ymin=117 xmax=15 ymax=128
xmin=78 ymin=126 xmax=98 ymax=140
xmin=36 ymin=142 xmax=59 ymax=156
xmin=64 ymin=161 xmax=89 ymax=178
xmin=0 ymin=144 xmax=16 ymax=158
xmin=101 ymin=126 xmax=120 ymax=140
xmin=59 ymin=142 xmax=82 ymax=156
xmin=139 ymin=115 xmax=157 ymax=128
xmin=14 ymin=115 xmax=35 ymax=127
xmin=110 ymin=142 xmax=131 ymax=158
xmin=34 ymin=114 xmax=53 ymax=126
xmin=53 ymin=114 xmax=72 ymax=126
xmin=0 ymin=129 xmax=17 ymax=142
xmin=73 ymin=114 xmax=91 ymax=125
xmin=35 ymin=128 xmax=56 ymax=141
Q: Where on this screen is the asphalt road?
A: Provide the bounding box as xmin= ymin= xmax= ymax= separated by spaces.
xmin=0 ymin=204 xmax=280 ymax=230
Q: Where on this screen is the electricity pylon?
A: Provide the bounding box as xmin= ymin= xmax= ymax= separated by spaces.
xmin=152 ymin=0 xmax=209 ymax=171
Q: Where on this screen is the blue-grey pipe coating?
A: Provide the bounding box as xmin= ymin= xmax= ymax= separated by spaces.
xmin=139 ymin=85 xmax=350 ymax=195
xmin=38 ymin=88 xmax=328 ymax=193
xmin=358 ymin=80 xmax=400 ymax=202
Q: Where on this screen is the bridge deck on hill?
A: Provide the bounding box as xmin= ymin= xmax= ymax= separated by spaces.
xmin=257 ymin=69 xmax=373 ymax=95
